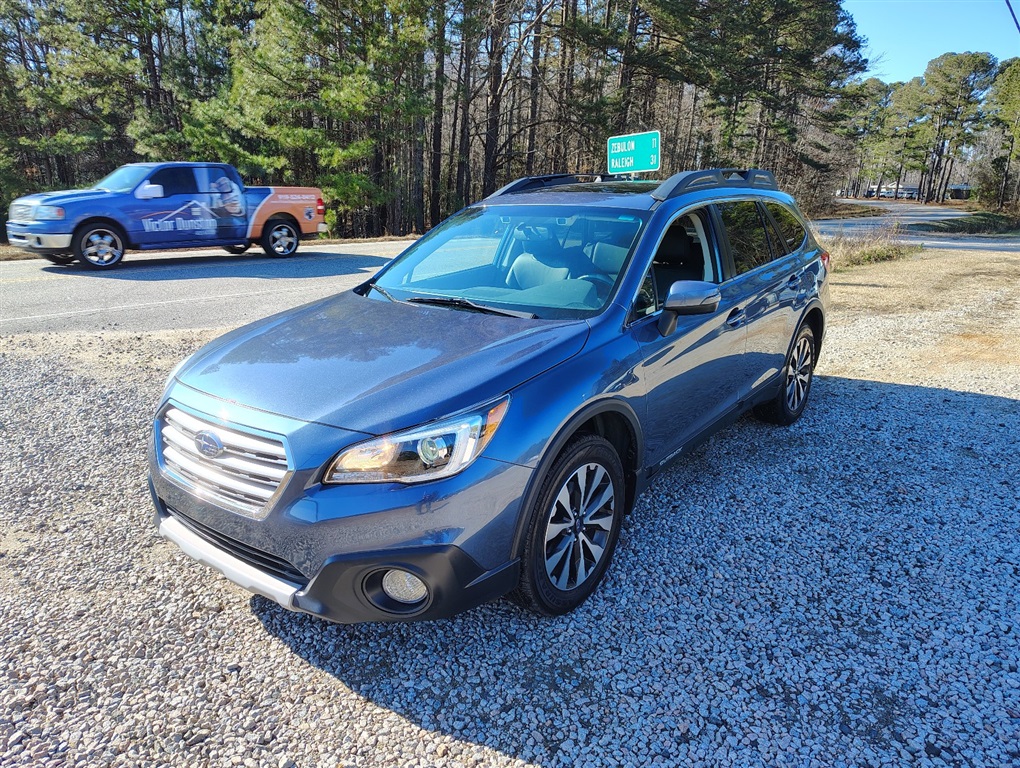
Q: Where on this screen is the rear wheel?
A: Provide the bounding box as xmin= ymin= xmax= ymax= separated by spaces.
xmin=514 ymin=434 xmax=624 ymax=616
xmin=223 ymin=243 xmax=250 ymax=255
xmin=261 ymin=219 xmax=299 ymax=258
xmin=73 ymin=223 xmax=125 ymax=269
xmin=754 ymin=324 xmax=816 ymax=425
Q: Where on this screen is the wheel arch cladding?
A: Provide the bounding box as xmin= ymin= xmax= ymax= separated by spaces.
xmin=511 ymin=399 xmax=642 ymax=560
xmin=76 ymin=217 xmax=129 ymax=247
xmin=803 ymin=306 xmax=824 ymax=361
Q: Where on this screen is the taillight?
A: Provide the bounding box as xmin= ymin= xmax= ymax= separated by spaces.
xmin=819 ymin=250 xmax=830 ymax=270
xmin=315 ymin=197 xmax=326 ymax=216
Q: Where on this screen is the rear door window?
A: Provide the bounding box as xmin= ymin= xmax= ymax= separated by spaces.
xmin=717 ymin=200 xmax=773 ymax=276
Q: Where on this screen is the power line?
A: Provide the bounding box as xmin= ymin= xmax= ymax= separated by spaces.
xmin=1007 ymin=0 xmax=1020 ymax=37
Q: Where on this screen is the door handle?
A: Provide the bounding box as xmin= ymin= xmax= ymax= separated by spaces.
xmin=726 ymin=308 xmax=745 ymax=327
xmin=787 ymin=273 xmax=801 ymax=288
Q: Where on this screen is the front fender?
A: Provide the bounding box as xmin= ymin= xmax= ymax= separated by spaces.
xmin=483 ymin=315 xmax=647 ymax=561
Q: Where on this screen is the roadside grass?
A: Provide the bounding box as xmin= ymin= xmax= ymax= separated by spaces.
xmin=813 ymin=202 xmax=888 ymax=219
xmin=822 ymin=223 xmax=922 ymax=272
xmin=0 ymin=244 xmax=34 ymax=260
xmin=906 ymin=211 xmax=1020 ymax=236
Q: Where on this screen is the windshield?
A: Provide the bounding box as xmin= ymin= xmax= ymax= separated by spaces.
xmin=93 ymin=165 xmax=152 ymax=193
xmin=372 ymin=205 xmax=647 ymax=320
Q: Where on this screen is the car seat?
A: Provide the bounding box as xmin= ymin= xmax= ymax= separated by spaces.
xmin=506 ymin=225 xmax=571 ymax=290
xmin=653 ymin=227 xmax=705 ymax=302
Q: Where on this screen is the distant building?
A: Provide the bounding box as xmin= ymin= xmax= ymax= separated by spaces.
xmin=948 ymin=184 xmax=971 ymax=200
xmin=877 ymin=184 xmax=918 ymax=200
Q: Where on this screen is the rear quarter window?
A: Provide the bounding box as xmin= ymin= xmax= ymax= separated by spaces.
xmin=764 ymin=202 xmax=807 ymax=253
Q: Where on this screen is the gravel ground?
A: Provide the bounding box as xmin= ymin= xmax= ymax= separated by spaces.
xmin=1 ymin=247 xmax=1018 ymax=768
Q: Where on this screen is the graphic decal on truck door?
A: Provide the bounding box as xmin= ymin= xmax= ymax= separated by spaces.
xmin=141 ymin=200 xmax=217 ymax=234
xmin=134 ymin=166 xmax=214 ymax=246
xmin=195 ymin=165 xmax=247 ymax=242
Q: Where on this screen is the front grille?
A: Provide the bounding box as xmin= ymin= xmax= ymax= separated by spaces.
xmin=167 ymin=507 xmax=306 ymax=584
xmin=159 ymin=407 xmax=289 ymax=518
xmin=8 ymin=203 xmax=33 ymax=222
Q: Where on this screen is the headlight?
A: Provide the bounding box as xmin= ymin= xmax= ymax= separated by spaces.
xmin=324 ymin=396 xmax=510 ymax=484
xmin=34 ymin=205 xmax=65 ymax=221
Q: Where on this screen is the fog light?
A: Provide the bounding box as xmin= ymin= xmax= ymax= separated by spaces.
xmin=381 ymin=569 xmax=428 ymax=604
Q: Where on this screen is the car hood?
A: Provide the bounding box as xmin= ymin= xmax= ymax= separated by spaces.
xmin=14 ymin=189 xmax=113 ymax=207
xmin=174 ymin=291 xmax=590 ymax=434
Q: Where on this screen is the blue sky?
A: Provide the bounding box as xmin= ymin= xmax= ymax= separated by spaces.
xmin=843 ymin=0 xmax=1019 ymax=82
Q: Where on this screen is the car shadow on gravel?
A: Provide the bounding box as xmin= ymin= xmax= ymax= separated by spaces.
xmin=253 ymin=375 xmax=1020 ymax=767
xmin=41 ymin=250 xmax=392 ymax=281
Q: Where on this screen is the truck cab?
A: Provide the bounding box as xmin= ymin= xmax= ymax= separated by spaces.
xmin=6 ymin=162 xmax=327 ymax=269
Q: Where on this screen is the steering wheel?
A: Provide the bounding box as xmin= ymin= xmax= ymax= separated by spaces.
xmin=576 ymin=273 xmax=616 ymax=301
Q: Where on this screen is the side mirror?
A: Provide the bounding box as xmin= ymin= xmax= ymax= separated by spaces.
xmin=657 ymin=280 xmax=722 ymax=336
xmin=136 ymin=183 xmax=164 ymax=200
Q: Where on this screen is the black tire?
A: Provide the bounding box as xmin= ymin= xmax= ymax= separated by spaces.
xmin=513 ymin=434 xmax=625 ymax=616
xmin=73 ymin=223 xmax=126 ymax=269
xmin=223 ymin=243 xmax=251 ymax=255
xmin=260 ymin=218 xmax=299 ymax=258
xmin=42 ymin=252 xmax=75 ymax=265
xmin=754 ymin=324 xmax=816 ymax=426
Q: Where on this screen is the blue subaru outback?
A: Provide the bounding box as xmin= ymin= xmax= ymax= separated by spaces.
xmin=149 ymin=168 xmax=829 ymax=623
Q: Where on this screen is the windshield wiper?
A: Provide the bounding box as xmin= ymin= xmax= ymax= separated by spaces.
xmin=406 ymin=296 xmax=536 ymax=319
xmin=366 ymin=283 xmax=399 ymax=303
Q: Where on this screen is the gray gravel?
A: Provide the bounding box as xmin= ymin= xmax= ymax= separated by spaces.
xmin=1 ymin=247 xmax=1019 ymax=767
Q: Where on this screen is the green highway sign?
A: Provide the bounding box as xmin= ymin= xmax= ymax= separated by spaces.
xmin=607 ymin=130 xmax=661 ymax=174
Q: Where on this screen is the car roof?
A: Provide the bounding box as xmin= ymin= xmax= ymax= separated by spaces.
xmin=122 ymin=161 xmax=230 ymax=168
xmin=479 ymin=169 xmax=786 ymax=212
xmin=487 ymin=182 xmax=661 ymax=210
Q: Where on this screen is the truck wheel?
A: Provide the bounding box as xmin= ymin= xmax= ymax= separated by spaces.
xmin=261 ymin=219 xmax=299 ymax=258
xmin=43 ymin=253 xmax=75 ymax=265
xmin=73 ymin=223 xmax=125 ymax=269
xmin=223 ymin=243 xmax=251 ymax=255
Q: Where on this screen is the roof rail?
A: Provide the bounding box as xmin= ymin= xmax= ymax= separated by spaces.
xmin=650 ymin=168 xmax=778 ymax=202
xmin=485 ymin=173 xmax=613 ymax=199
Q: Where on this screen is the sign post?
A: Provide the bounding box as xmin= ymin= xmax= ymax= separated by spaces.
xmin=606 ymin=130 xmax=661 ymax=175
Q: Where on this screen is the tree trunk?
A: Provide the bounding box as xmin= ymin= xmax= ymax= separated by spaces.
xmin=481 ymin=0 xmax=509 ymax=196
xmin=525 ymin=0 xmax=543 ymax=175
xmin=429 ymin=4 xmax=447 ymax=228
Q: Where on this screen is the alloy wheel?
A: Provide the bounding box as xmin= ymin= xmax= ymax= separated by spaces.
xmin=269 ymin=224 xmax=297 ymax=255
xmin=81 ymin=229 xmax=123 ymax=266
xmin=543 ymin=462 xmax=616 ymax=591
xmin=785 ymin=335 xmax=813 ymax=412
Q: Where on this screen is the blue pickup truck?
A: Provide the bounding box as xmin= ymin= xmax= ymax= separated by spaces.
xmin=6 ymin=162 xmax=327 ymax=269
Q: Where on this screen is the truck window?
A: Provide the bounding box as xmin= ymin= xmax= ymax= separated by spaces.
xmin=150 ymin=167 xmax=199 ymax=197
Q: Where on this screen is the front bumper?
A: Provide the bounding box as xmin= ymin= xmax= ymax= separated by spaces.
xmin=153 ymin=494 xmax=520 ymax=623
xmin=148 ymin=392 xmax=532 ymax=623
xmin=5 ymin=223 xmax=73 ymax=252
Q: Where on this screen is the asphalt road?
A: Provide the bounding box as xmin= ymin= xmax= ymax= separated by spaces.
xmin=0 ymin=241 xmax=409 ymax=334
xmin=3 ymin=201 xmax=1020 ymax=334
xmin=812 ymin=199 xmax=1020 ymax=253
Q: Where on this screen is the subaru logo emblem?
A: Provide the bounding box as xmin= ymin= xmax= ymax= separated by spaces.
xmin=195 ymin=430 xmax=225 ymax=459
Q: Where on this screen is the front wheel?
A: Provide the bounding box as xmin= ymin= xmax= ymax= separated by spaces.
xmin=261 ymin=219 xmax=299 ymax=258
xmin=513 ymin=434 xmax=625 ymax=616
xmin=73 ymin=224 xmax=125 ymax=269
xmin=754 ymin=324 xmax=816 ymax=426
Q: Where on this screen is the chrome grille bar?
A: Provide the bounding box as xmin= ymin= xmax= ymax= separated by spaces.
xmin=8 ymin=203 xmax=34 ymax=223
xmin=159 ymin=407 xmax=289 ymax=518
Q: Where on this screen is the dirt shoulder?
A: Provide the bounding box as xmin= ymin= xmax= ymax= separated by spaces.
xmin=817 ymin=247 xmax=1020 ymax=395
